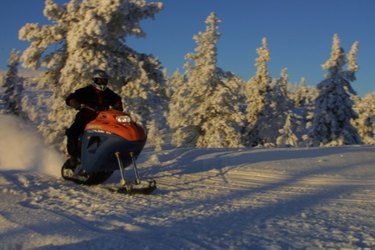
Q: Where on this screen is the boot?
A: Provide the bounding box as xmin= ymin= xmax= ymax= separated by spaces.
xmin=65 ymin=157 xmax=79 ymax=170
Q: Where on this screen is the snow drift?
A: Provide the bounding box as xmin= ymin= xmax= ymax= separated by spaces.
xmin=0 ymin=142 xmax=374 ymax=249
xmin=0 ymin=114 xmax=63 ymax=177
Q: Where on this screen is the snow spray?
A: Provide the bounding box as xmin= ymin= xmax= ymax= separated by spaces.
xmin=0 ymin=114 xmax=63 ymax=177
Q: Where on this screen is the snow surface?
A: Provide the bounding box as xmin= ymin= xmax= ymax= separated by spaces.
xmin=0 ymin=114 xmax=374 ymax=249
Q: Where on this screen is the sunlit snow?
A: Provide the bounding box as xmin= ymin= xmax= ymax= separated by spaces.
xmin=0 ymin=115 xmax=374 ymax=249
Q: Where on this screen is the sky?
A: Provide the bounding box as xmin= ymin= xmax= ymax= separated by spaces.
xmin=0 ymin=0 xmax=374 ymax=96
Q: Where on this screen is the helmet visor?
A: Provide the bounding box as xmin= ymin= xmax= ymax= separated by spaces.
xmin=93 ymin=78 xmax=108 ymax=86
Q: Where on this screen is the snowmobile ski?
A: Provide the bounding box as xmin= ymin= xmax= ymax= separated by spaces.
xmin=106 ymin=180 xmax=157 ymax=195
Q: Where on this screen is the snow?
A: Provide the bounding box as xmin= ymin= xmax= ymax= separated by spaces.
xmin=1 ymin=114 xmax=374 ymax=249
xmin=0 ymin=115 xmax=63 ymax=177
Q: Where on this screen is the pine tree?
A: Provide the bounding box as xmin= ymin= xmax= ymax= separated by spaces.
xmin=352 ymin=93 xmax=375 ymax=145
xmin=268 ymin=68 xmax=294 ymax=144
xmin=120 ymin=54 xmax=168 ymax=149
xmin=166 ymin=69 xmax=185 ymax=100
xmin=292 ymin=78 xmax=318 ymax=109
xmin=2 ymin=49 xmax=23 ymax=116
xmin=19 ymin=0 xmax=165 ymax=150
xmin=196 ymin=71 xmax=244 ymax=148
xmin=311 ymin=34 xmax=361 ymax=146
xmin=169 ymin=12 xmax=244 ymax=148
xmin=166 ymin=69 xmax=188 ymax=145
xmin=276 ymin=112 xmax=298 ymax=147
xmin=292 ymin=77 xmax=318 ymax=144
xmin=244 ymin=37 xmax=274 ymax=147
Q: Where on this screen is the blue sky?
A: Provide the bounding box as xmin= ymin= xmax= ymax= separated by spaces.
xmin=0 ymin=0 xmax=374 ymax=96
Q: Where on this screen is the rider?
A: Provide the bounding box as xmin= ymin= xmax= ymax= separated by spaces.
xmin=65 ymin=69 xmax=123 ymax=169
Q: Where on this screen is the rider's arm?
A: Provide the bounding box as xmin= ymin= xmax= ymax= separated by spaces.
xmin=112 ymin=97 xmax=123 ymax=111
xmin=66 ymin=93 xmax=82 ymax=110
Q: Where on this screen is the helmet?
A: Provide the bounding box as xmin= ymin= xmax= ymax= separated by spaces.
xmin=92 ymin=69 xmax=109 ymax=91
xmin=92 ymin=69 xmax=109 ymax=80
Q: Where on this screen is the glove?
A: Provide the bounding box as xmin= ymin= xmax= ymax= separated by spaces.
xmin=68 ymin=99 xmax=82 ymax=110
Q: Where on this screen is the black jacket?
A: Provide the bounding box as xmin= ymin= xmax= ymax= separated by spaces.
xmin=66 ymin=85 xmax=123 ymax=123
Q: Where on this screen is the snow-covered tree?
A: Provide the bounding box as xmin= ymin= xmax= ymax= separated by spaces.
xmin=120 ymin=53 xmax=168 ymax=149
xmin=19 ymin=0 xmax=165 ymax=150
xmin=310 ymin=34 xmax=361 ymax=146
xmin=268 ymin=68 xmax=294 ymax=144
xmin=166 ymin=69 xmax=188 ymax=144
xmin=2 ymin=49 xmax=23 ymax=116
xmin=244 ymin=37 xmax=274 ymax=147
xmin=20 ymin=79 xmax=52 ymax=126
xmin=352 ymin=93 xmax=375 ymax=145
xmin=169 ymin=12 xmax=244 ymax=148
xmin=292 ymin=78 xmax=318 ymax=110
xmin=292 ymin=77 xmax=318 ymax=144
xmin=196 ymin=72 xmax=245 ymax=148
xmin=276 ymin=112 xmax=298 ymax=147
xmin=165 ymin=69 xmax=185 ymax=100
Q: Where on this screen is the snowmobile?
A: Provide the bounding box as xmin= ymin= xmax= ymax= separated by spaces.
xmin=61 ymin=106 xmax=156 ymax=194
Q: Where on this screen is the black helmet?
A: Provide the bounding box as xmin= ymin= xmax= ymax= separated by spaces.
xmin=92 ymin=69 xmax=109 ymax=80
xmin=92 ymin=69 xmax=109 ymax=91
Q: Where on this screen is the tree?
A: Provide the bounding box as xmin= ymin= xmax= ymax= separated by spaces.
xmin=292 ymin=77 xmax=318 ymax=144
xmin=244 ymin=37 xmax=274 ymax=147
xmin=165 ymin=69 xmax=185 ymax=101
xmin=276 ymin=112 xmax=298 ymax=147
xmin=169 ymin=12 xmax=244 ymax=148
xmin=310 ymin=34 xmax=361 ymax=146
xmin=120 ymin=53 xmax=168 ymax=149
xmin=292 ymin=77 xmax=318 ymax=111
xmin=2 ymin=49 xmax=23 ymax=116
xmin=268 ymin=68 xmax=294 ymax=145
xmin=196 ymin=72 xmax=244 ymax=148
xmin=19 ymin=0 xmax=165 ymax=150
xmin=166 ymin=69 xmax=188 ymax=145
xmin=352 ymin=93 xmax=375 ymax=145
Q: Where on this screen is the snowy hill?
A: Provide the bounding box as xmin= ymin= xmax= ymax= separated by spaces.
xmin=0 ymin=114 xmax=374 ymax=249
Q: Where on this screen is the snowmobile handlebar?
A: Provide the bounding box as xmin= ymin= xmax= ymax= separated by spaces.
xmin=80 ymin=104 xmax=129 ymax=116
xmin=80 ymin=104 xmax=116 ymax=113
xmin=80 ymin=104 xmax=98 ymax=113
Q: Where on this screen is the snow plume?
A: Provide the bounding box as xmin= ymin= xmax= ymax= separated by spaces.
xmin=0 ymin=114 xmax=63 ymax=177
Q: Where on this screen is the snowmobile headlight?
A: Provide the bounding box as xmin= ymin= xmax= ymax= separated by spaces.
xmin=116 ymin=115 xmax=132 ymax=123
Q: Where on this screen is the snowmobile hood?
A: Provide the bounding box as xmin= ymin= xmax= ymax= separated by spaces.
xmin=85 ymin=110 xmax=146 ymax=142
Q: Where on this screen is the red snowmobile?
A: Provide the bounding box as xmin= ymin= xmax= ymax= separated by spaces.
xmin=61 ymin=108 xmax=156 ymax=194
